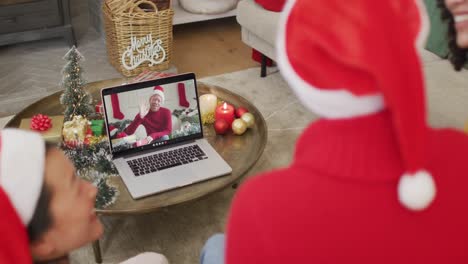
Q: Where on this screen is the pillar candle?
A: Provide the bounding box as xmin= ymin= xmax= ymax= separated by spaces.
xmin=199 ymin=94 xmax=218 ymax=116
xmin=215 ymin=102 xmax=235 ymax=126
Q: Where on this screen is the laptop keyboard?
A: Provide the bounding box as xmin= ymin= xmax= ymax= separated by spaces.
xmin=127 ymin=145 xmax=208 ymax=177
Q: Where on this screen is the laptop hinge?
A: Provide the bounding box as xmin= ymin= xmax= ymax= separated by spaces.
xmin=114 ymin=139 xmax=197 ymax=160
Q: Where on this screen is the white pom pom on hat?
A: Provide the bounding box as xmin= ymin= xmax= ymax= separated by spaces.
xmin=398 ymin=170 xmax=436 ymax=211
xmin=277 ymin=0 xmax=436 ymax=211
xmin=0 ymin=129 xmax=45 ymax=225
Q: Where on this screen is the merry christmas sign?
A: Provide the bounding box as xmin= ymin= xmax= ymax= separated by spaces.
xmin=121 ymin=33 xmax=166 ymax=70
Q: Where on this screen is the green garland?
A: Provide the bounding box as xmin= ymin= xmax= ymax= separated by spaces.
xmin=61 ymin=140 xmax=119 ymax=209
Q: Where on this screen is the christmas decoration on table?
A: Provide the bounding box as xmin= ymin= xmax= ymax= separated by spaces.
xmin=19 ymin=115 xmax=65 ymax=143
xmin=60 ymin=139 xmax=119 ymax=209
xmin=240 ymin=112 xmax=255 ymax=128
xmin=232 ymin=118 xmax=248 ymax=135
xmin=62 ymin=115 xmax=89 ymax=144
xmin=215 ymin=102 xmax=235 ymax=127
xmin=30 ymin=114 xmax=52 ymax=131
xmin=59 ymin=46 xmax=94 ymax=122
xmin=235 ymin=106 xmax=249 ymax=118
xmin=90 ymin=119 xmax=105 ymax=136
xmin=214 ymin=119 xmax=229 ymax=135
xmin=95 ymin=178 xmax=118 ymax=210
xmin=199 ymin=94 xmax=218 ymax=124
xmin=210 ymin=102 xmax=257 ymax=136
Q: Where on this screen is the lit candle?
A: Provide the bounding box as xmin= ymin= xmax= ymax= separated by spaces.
xmin=215 ymin=102 xmax=235 ymax=126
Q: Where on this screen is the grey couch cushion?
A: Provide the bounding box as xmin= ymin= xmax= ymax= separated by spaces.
xmin=236 ymin=0 xmax=280 ymax=47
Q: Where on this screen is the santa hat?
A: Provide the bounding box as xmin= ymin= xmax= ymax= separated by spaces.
xmin=0 ymin=188 xmax=33 ymax=263
xmin=277 ymin=0 xmax=435 ymax=211
xmin=0 ymin=129 xmax=45 ymax=225
xmin=153 ymin=86 xmax=165 ymax=103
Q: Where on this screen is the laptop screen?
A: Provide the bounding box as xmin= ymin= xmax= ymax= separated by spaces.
xmin=101 ymin=74 xmax=203 ymax=156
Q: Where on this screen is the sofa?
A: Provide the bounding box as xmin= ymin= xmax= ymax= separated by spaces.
xmin=237 ymin=0 xmax=281 ymax=77
xmin=237 ymin=0 xmax=454 ymax=77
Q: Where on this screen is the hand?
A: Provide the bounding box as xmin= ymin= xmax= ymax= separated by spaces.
xmin=139 ymin=100 xmax=150 ymax=118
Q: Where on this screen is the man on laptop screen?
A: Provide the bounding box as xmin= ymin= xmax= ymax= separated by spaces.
xmin=125 ymin=86 xmax=172 ymax=147
xmin=104 ymin=80 xmax=200 ymax=152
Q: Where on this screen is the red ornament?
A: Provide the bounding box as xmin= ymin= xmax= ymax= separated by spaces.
xmin=235 ymin=107 xmax=249 ymax=118
xmin=30 ymin=114 xmax=52 ymax=132
xmin=214 ymin=119 xmax=229 ymax=135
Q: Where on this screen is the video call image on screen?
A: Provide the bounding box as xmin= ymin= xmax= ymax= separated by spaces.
xmin=104 ymin=80 xmax=201 ymax=152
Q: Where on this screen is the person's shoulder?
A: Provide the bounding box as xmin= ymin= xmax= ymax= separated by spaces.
xmin=233 ymin=167 xmax=301 ymax=207
xmin=428 ymin=128 xmax=468 ymax=175
xmin=160 ymin=107 xmax=171 ymax=114
xmin=429 ymin=128 xmax=468 ymax=155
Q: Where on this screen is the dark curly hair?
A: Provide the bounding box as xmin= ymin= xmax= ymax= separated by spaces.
xmin=437 ymin=0 xmax=468 ymax=71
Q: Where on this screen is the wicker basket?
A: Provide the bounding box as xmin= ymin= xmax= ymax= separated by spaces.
xmin=103 ymin=0 xmax=174 ymax=77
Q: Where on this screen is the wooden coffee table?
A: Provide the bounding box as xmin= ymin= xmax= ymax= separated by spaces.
xmin=6 ymin=78 xmax=267 ymax=263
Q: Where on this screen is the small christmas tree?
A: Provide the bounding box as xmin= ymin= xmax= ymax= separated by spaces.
xmin=60 ymin=46 xmax=94 ymax=121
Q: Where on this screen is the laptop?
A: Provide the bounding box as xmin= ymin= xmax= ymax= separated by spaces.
xmin=101 ymin=73 xmax=232 ymax=199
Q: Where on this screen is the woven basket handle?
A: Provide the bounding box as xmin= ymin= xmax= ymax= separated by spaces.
xmin=127 ymin=0 xmax=159 ymax=14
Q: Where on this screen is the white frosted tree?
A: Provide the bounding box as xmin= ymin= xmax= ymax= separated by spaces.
xmin=60 ymin=46 xmax=94 ymax=121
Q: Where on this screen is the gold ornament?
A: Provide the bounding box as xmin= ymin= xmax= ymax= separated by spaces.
xmin=232 ymin=118 xmax=247 ymax=135
xmin=241 ymin=112 xmax=255 ymax=128
xmin=62 ymin=115 xmax=88 ymax=142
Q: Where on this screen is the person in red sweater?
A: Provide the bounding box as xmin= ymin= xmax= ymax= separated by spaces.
xmin=125 ymin=86 xmax=172 ymax=147
xmin=201 ymin=0 xmax=468 ymax=263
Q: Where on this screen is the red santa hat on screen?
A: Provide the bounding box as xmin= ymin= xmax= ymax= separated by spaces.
xmin=0 ymin=129 xmax=45 ymax=225
xmin=277 ymin=0 xmax=435 ymax=211
xmin=153 ymin=86 xmax=165 ymax=103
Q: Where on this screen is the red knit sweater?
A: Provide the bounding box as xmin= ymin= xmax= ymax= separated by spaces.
xmin=124 ymin=107 xmax=172 ymax=140
xmin=226 ymin=110 xmax=468 ymax=263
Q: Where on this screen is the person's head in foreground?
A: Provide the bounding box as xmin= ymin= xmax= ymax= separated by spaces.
xmin=0 ymin=128 xmax=103 ymax=263
xmin=437 ymin=0 xmax=468 ymax=70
